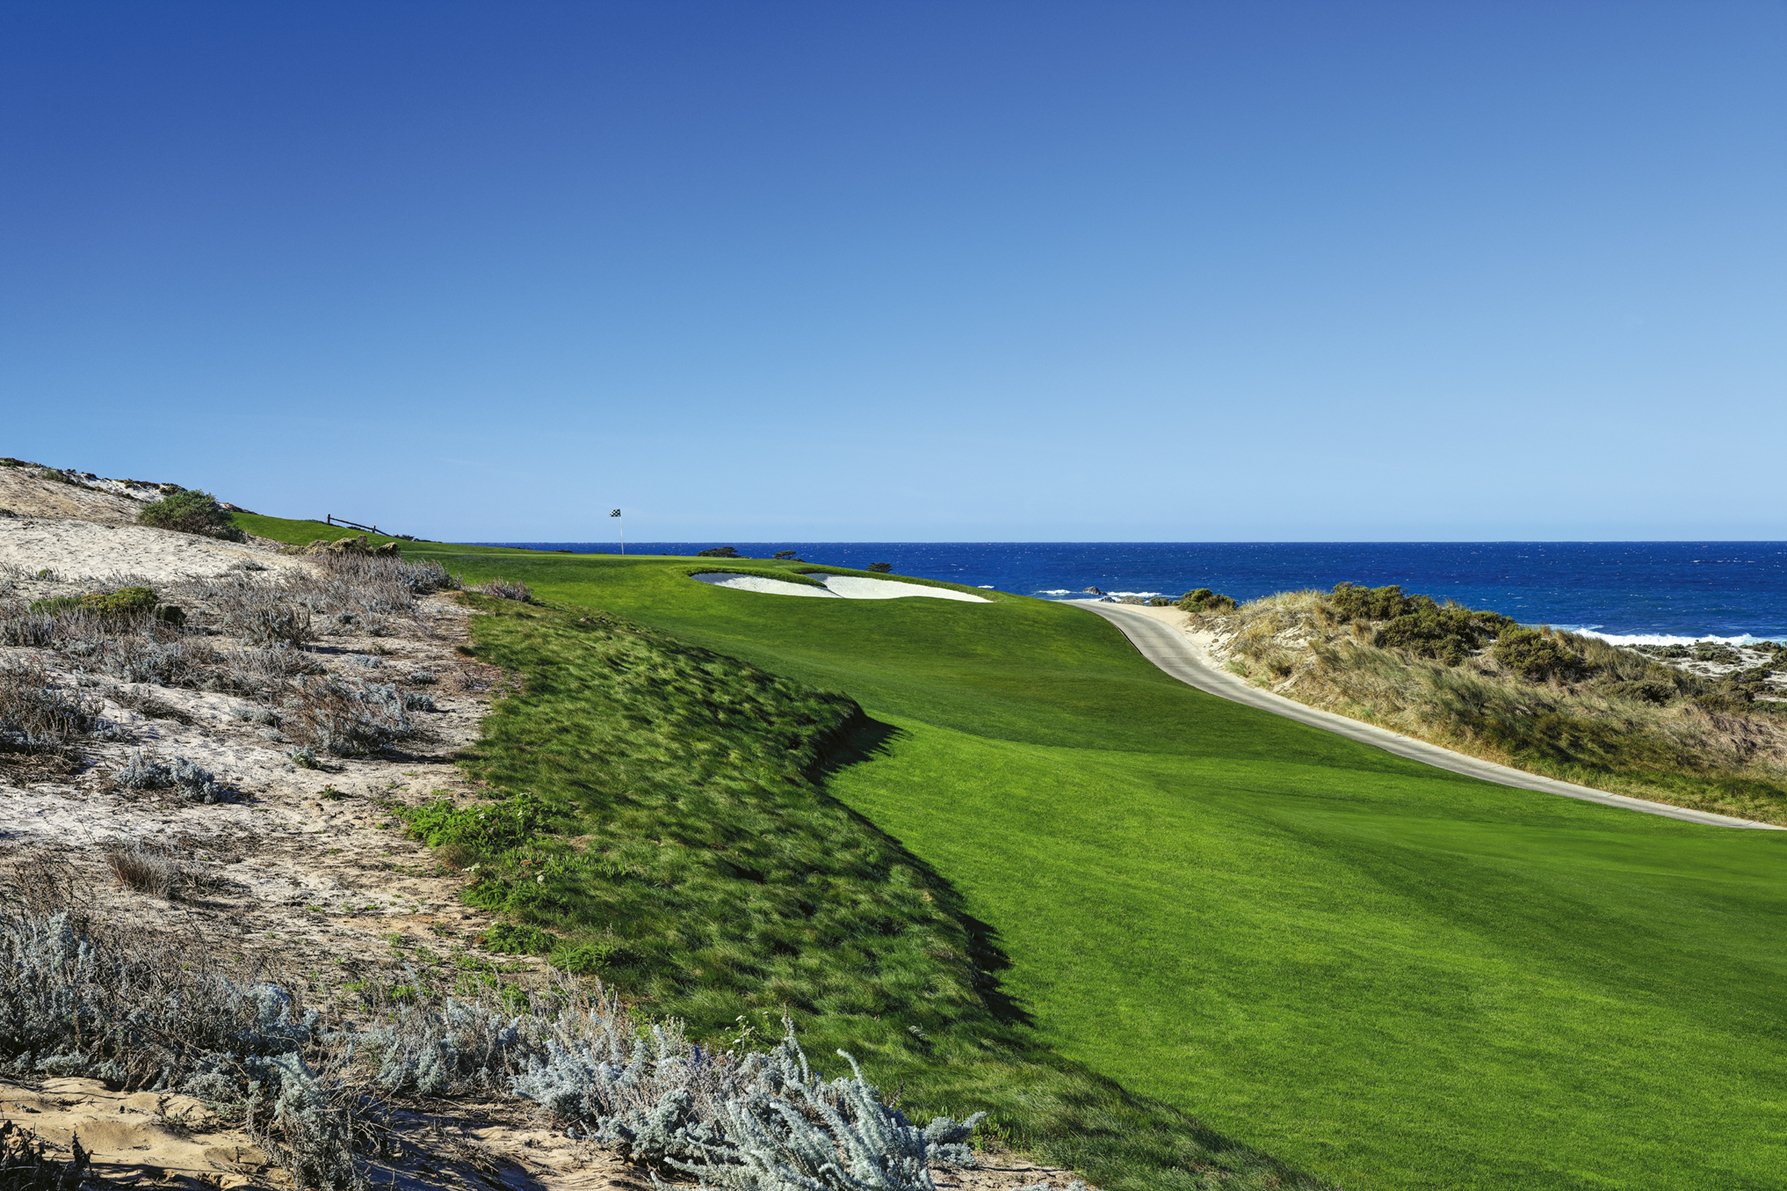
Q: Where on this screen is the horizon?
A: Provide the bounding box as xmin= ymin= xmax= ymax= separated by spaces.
xmin=4 ymin=2 xmax=1783 ymax=540
xmin=486 ymin=536 xmax=1787 ymax=546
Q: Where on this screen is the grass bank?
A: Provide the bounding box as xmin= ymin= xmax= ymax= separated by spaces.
xmin=240 ymin=517 xmax=1787 ymax=1189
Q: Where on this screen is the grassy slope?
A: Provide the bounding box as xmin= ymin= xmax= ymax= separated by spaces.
xmin=241 ymin=517 xmax=1787 ymax=1189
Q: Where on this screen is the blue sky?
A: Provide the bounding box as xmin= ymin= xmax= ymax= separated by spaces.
xmin=3 ymin=2 xmax=1783 ymax=541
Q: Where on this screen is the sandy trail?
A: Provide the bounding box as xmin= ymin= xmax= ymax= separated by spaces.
xmin=1082 ymin=601 xmax=1782 ymax=830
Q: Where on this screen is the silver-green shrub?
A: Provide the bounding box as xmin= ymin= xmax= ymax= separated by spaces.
xmin=0 ymin=909 xmax=356 ymax=1189
xmin=112 ymin=748 xmax=231 ymax=802
xmin=354 ymin=982 xmax=979 ymax=1190
xmin=282 ymin=675 xmax=413 ymax=757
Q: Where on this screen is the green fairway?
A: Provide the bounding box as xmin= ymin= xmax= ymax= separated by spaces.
xmin=241 ymin=517 xmax=1787 ymax=1189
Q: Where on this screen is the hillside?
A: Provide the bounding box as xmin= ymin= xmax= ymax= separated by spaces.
xmin=0 ymin=468 xmax=1077 ymax=1191
xmin=236 ymin=513 xmax=1787 ymax=1190
xmin=10 ymin=475 xmax=1787 ymax=1189
xmin=1176 ymin=583 xmax=1787 ymax=824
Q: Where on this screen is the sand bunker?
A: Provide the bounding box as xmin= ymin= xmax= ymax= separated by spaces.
xmin=693 ymin=572 xmax=989 ymax=602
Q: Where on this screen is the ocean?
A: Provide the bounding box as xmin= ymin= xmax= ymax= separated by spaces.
xmin=489 ymin=541 xmax=1787 ymax=645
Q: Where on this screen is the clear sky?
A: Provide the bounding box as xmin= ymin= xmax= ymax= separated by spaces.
xmin=3 ymin=2 xmax=1782 ymax=542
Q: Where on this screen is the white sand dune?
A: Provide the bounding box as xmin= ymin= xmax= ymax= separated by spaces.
xmin=692 ymin=571 xmax=988 ymax=602
xmin=0 ymin=517 xmax=304 ymax=584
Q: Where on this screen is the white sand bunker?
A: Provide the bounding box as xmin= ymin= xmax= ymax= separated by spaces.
xmin=692 ymin=572 xmax=989 ymax=603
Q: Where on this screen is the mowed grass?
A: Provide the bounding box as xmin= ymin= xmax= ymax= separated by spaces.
xmin=241 ymin=516 xmax=1787 ymax=1189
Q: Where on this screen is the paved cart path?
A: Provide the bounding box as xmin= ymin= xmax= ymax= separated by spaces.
xmin=1079 ymin=601 xmax=1782 ymax=831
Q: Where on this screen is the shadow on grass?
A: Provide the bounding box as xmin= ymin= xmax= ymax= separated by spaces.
xmin=813 ymin=707 xmax=1334 ymax=1191
xmin=815 ymin=711 xmax=1034 ymax=1031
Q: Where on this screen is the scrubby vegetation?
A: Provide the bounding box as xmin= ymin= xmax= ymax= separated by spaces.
xmin=27 ymin=584 xmax=179 ymax=625
xmin=0 ymin=899 xmax=984 ymax=1191
xmin=0 ymin=659 xmax=112 ymax=768
xmin=104 ymin=841 xmax=191 ymax=899
xmin=111 ymin=747 xmax=233 ymax=802
xmin=0 ymin=559 xmax=450 ymax=758
xmin=0 ymin=1119 xmax=88 ymax=1189
xmin=474 ymin=578 xmax=533 ymax=602
xmin=1176 ymin=588 xmax=1237 ymax=614
xmin=138 ymin=489 xmax=245 ymax=541
xmin=1187 ymin=584 xmax=1787 ymax=822
xmin=282 ymin=675 xmax=415 ymax=757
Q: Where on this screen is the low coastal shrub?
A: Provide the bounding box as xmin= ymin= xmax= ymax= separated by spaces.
xmin=1327 ymin=582 xmax=1414 ymax=623
xmin=1177 ymin=588 xmax=1237 ymax=614
xmin=0 ymin=1120 xmax=89 ymax=1190
xmin=0 ymin=660 xmax=107 ymax=758
xmin=1374 ymin=602 xmax=1512 ymax=665
xmin=0 ymin=898 xmax=989 ymax=1191
xmin=207 ymin=577 xmax=316 ymax=646
xmin=0 ymin=908 xmax=356 ymax=1190
xmin=282 ymin=675 xmax=414 ymax=757
xmin=355 ymin=980 xmax=980 ymax=1186
xmin=868 ymin=562 xmax=893 ymax=573
xmin=698 ymin=546 xmax=742 ymax=558
xmin=28 ymin=585 xmax=176 ymax=624
xmin=138 ymin=489 xmax=245 ymax=541
xmin=475 ymin=579 xmax=533 ymax=602
xmin=112 ymin=748 xmax=233 ymax=802
xmin=1490 ymin=626 xmax=1588 ymax=683
xmin=105 ymin=841 xmax=190 ymax=899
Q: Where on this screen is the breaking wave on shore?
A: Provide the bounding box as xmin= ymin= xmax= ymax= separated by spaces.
xmin=1564 ymin=628 xmax=1785 ymax=647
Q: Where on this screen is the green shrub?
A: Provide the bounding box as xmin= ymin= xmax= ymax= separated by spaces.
xmin=137 ymin=489 xmax=244 ymax=541
xmin=868 ymin=562 xmax=893 ymax=573
xmin=28 ymin=585 xmax=176 ymax=624
xmin=479 ymin=921 xmax=556 ymax=955
xmin=697 ymin=546 xmax=741 ymax=558
xmin=1176 ymin=588 xmax=1238 ymax=614
xmin=1374 ymin=604 xmax=1512 ymax=665
xmin=1605 ymin=679 xmax=1678 ymax=706
xmin=1329 ymin=582 xmax=1416 ymax=623
xmin=1491 ymin=626 xmax=1589 ymax=683
xmin=404 ymin=792 xmax=552 ymax=854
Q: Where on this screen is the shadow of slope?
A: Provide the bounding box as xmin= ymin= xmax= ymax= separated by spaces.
xmin=812 ymin=709 xmax=1335 ymax=1191
xmin=814 ymin=710 xmax=1032 ymax=1030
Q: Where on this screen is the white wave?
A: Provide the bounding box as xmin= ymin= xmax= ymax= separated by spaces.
xmin=1037 ymin=589 xmax=1075 ymax=596
xmin=1106 ymin=591 xmax=1166 ymax=600
xmin=1565 ymin=628 xmax=1782 ymax=647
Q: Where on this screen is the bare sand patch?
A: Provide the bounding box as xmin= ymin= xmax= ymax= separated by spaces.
xmin=1 ymin=517 xmax=305 ymax=586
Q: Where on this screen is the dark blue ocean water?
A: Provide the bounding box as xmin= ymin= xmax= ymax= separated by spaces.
xmin=490 ymin=542 xmax=1787 ymax=644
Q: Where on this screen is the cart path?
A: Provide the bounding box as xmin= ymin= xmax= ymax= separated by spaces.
xmin=1079 ymin=601 xmax=1783 ymax=831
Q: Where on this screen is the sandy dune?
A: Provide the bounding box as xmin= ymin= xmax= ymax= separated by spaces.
xmin=0 ymin=516 xmax=305 ymax=584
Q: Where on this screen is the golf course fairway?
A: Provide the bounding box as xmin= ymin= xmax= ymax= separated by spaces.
xmin=242 ymin=518 xmax=1787 ymax=1190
